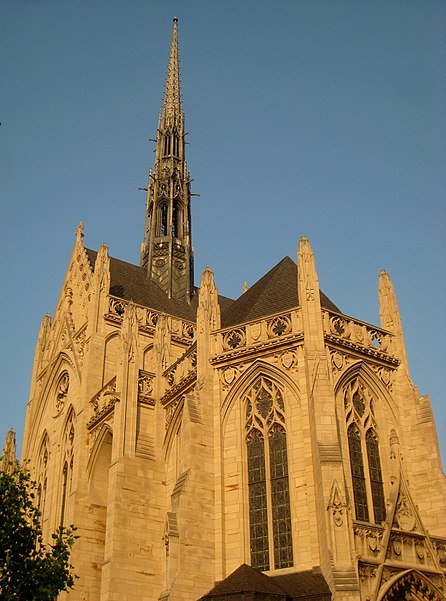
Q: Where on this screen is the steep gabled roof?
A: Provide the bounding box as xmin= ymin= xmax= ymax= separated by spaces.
xmin=85 ymin=250 xmax=339 ymax=327
xmin=86 ymin=249 xmax=233 ymax=322
xmin=198 ymin=563 xmax=290 ymax=599
xmin=221 ymin=256 xmax=339 ymax=328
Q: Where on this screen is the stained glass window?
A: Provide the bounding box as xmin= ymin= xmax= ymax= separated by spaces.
xmin=345 ymin=379 xmax=387 ymax=525
xmin=348 ymin=425 xmax=369 ymax=522
xmin=245 ymin=378 xmax=293 ymax=571
xmin=269 ymin=425 xmax=293 ymax=569
xmin=366 ymin=429 xmax=386 ymax=523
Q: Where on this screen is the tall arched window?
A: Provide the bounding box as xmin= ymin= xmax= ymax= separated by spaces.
xmin=344 ymin=379 xmax=386 ymax=524
xmin=36 ymin=435 xmax=49 ymax=527
xmin=245 ymin=377 xmax=293 ymax=571
xmin=159 ymin=202 xmax=168 ymax=237
xmin=60 ymin=410 xmax=75 ymax=527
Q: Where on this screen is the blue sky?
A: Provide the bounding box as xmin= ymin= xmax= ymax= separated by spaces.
xmin=1 ymin=0 xmax=445 ymax=464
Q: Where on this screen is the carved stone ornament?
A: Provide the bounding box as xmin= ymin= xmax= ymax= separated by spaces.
xmin=223 ymin=366 xmax=237 ymax=385
xmin=250 ymin=322 xmax=261 ymax=341
xmin=331 ymin=351 xmax=344 ymax=371
xmin=394 ymin=493 xmax=416 ymax=531
xmin=415 ymin=541 xmax=425 ymax=560
xmin=392 ymin=537 xmax=402 ymax=556
xmin=55 ymin=372 xmax=69 ymax=414
xmin=138 ymin=371 xmax=155 ymax=406
xmin=280 ymin=350 xmax=295 ymax=370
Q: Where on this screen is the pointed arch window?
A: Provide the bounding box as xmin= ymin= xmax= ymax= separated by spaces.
xmin=245 ymin=377 xmax=293 ymax=571
xmin=60 ymin=411 xmax=75 ymax=527
xmin=344 ymin=380 xmax=386 ymax=524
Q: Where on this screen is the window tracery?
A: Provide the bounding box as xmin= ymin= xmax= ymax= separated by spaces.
xmin=245 ymin=377 xmax=293 ymax=571
xmin=344 ymin=379 xmax=385 ymax=524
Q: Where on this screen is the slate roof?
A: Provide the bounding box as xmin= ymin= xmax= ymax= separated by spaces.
xmin=85 ymin=250 xmax=340 ymax=326
xmin=220 ymin=256 xmax=340 ymax=328
xmin=198 ymin=563 xmax=290 ymax=599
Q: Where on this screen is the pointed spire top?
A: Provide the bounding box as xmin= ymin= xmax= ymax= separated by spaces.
xmin=163 ymin=17 xmax=182 ymax=118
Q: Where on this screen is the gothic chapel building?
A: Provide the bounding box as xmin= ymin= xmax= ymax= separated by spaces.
xmin=19 ymin=19 xmax=446 ymax=601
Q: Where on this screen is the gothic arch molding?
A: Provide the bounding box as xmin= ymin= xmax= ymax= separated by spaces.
xmin=221 ymin=360 xmax=300 ymax=429
xmin=334 ymin=361 xmax=398 ymax=425
xmin=29 ymin=353 xmax=79 ymax=456
xmin=142 ymin=343 xmax=154 ymax=372
xmin=377 ymin=569 xmax=445 ymax=601
xmin=87 ymin=423 xmax=113 ymax=484
xmin=41 ymin=351 xmax=80 ymax=406
xmin=163 ymin=396 xmax=185 ymax=461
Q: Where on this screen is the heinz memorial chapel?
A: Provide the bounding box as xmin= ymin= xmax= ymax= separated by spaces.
xmin=5 ymin=18 xmax=446 ymax=601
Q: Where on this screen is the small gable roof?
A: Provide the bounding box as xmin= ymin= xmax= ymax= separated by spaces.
xmin=198 ymin=563 xmax=290 ymax=599
xmin=198 ymin=564 xmax=331 ymax=601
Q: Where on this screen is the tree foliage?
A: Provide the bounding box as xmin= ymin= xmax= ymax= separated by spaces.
xmin=0 ymin=461 xmax=76 ymax=600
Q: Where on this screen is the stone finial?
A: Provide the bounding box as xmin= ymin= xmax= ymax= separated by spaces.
xmin=297 ymin=235 xmax=320 ymax=304
xmin=0 ymin=428 xmax=17 ymax=474
xmin=198 ymin=266 xmax=221 ymax=331
xmin=242 ymin=282 xmax=249 ymax=294
xmin=76 ymin=221 xmax=84 ymax=243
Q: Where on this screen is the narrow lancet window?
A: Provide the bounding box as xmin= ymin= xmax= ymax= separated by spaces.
xmin=269 ymin=425 xmax=293 ymax=569
xmin=366 ymin=429 xmax=386 ymax=523
xmin=247 ymin=430 xmax=269 ymax=571
xmin=160 ymin=203 xmax=168 ymax=236
xmin=60 ymin=461 xmax=68 ymax=527
xmin=348 ymin=425 xmax=369 ymax=522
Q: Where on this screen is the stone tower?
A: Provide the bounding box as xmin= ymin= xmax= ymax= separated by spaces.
xmin=19 ymin=19 xmax=446 ymax=601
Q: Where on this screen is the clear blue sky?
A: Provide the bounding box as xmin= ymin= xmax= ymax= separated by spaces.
xmin=1 ymin=1 xmax=445 ymax=464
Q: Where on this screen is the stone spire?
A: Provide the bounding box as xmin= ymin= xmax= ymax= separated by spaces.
xmin=141 ymin=18 xmax=194 ymax=302
xmin=163 ymin=17 xmax=181 ymax=120
xmin=0 ymin=428 xmax=17 ymax=474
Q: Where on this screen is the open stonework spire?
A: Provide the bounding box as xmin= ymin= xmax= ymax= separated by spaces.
xmin=140 ymin=18 xmax=193 ymax=302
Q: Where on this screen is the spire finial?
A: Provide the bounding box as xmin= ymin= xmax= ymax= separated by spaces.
xmin=163 ymin=16 xmax=181 ymax=118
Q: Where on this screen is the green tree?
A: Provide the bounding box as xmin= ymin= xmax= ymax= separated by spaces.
xmin=0 ymin=461 xmax=76 ymax=600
